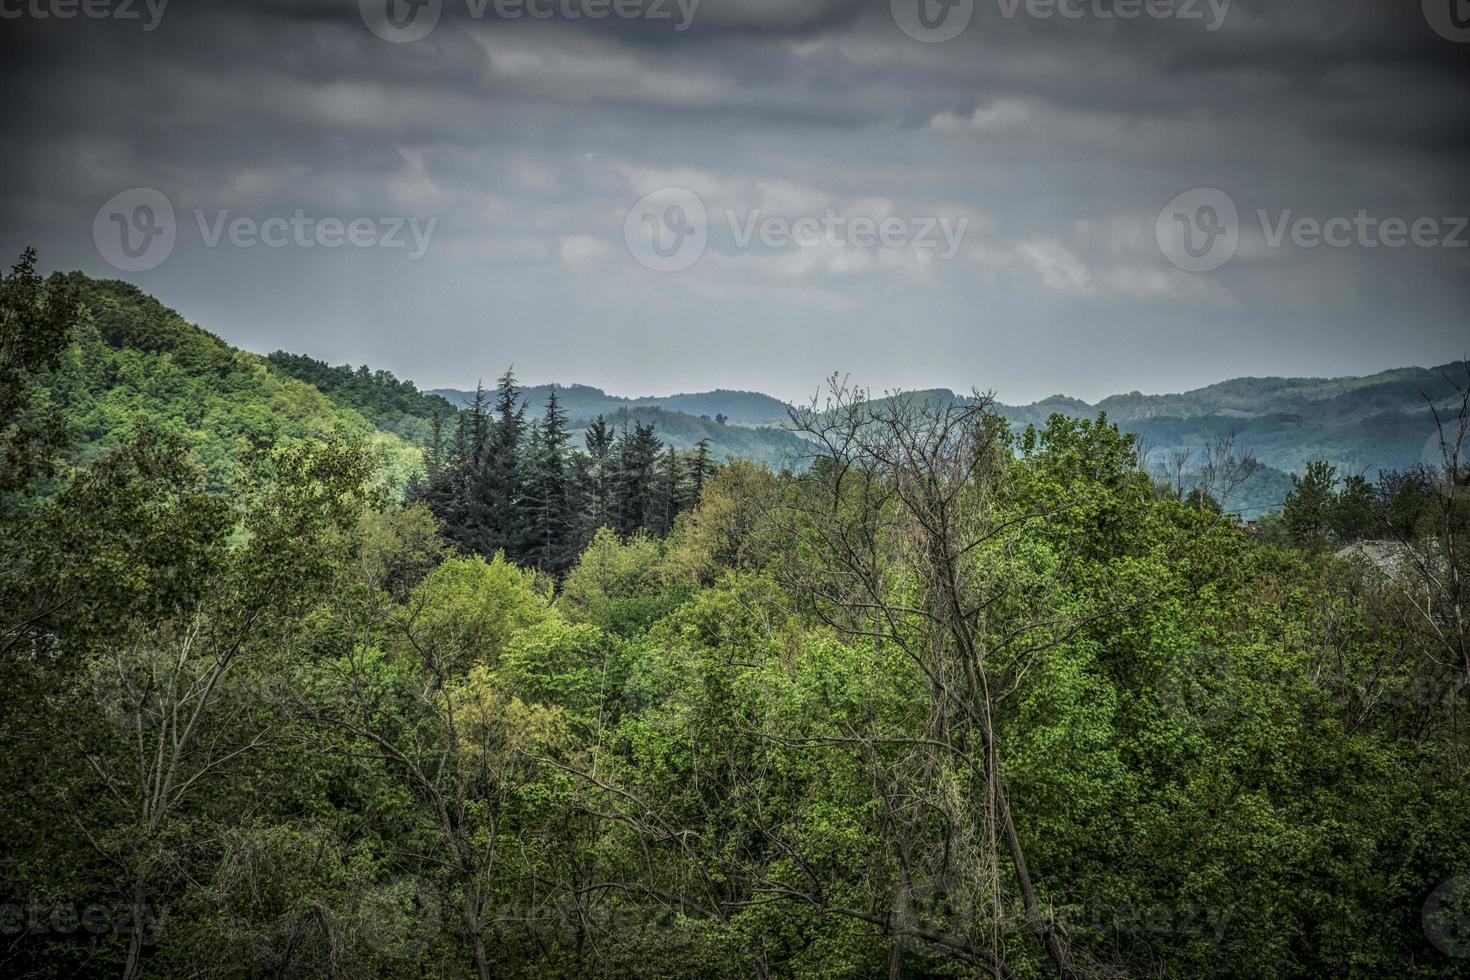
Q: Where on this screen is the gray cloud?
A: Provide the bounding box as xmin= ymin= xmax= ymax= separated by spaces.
xmin=2 ymin=0 xmax=1467 ymax=403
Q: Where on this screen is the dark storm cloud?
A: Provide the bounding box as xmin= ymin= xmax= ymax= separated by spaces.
xmin=1 ymin=0 xmax=1466 ymax=402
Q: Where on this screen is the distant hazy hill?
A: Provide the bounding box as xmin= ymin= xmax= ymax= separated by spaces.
xmin=997 ymin=364 xmax=1466 ymax=479
xmin=833 ymin=370 xmax=1464 ymax=516
xmin=569 ymin=407 xmax=812 ymax=470
xmin=430 ymin=386 xmax=807 ymax=468
xmin=430 ymin=384 xmax=791 ymax=426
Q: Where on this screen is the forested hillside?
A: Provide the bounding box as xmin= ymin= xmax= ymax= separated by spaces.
xmin=22 ymin=274 xmax=421 ymax=492
xmin=266 ymin=351 xmax=459 ymax=446
xmin=82 ymin=272 xmax=1449 ymax=509
xmin=4 ymin=254 xmax=1469 ymax=979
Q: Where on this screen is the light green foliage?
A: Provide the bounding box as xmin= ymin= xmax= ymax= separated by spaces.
xmin=557 ymin=526 xmax=691 ymax=635
xmin=403 ymin=553 xmax=554 ymax=669
xmin=39 ymin=273 xmax=420 ymax=493
xmin=499 ymin=620 xmax=627 ymax=738
xmin=358 ymin=502 xmax=452 ymax=599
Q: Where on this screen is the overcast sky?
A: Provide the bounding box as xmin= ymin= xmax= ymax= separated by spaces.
xmin=2 ymin=0 xmax=1467 ymax=404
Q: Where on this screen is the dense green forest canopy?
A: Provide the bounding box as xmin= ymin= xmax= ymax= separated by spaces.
xmin=266 ymin=351 xmax=459 ymax=446
xmin=3 ymin=252 xmax=1469 ymax=978
xmin=10 ymin=272 xmax=422 ymax=494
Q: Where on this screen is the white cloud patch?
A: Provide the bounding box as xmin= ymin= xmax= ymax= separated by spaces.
xmin=558 ymin=233 xmax=610 ymax=262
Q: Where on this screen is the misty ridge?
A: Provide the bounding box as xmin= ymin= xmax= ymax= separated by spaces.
xmin=425 ymin=360 xmax=1468 ymax=518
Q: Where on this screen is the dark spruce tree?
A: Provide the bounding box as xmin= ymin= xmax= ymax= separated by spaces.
xmin=415 ymin=378 xmax=701 ymax=563
xmin=478 ymin=368 xmax=529 ymax=560
xmin=612 ymin=420 xmax=661 ymax=538
xmin=583 ymin=415 xmax=616 ymax=536
xmin=650 ymin=444 xmax=682 ymax=537
xmin=685 ymin=437 xmax=713 ymax=510
xmin=523 ymin=387 xmax=578 ymax=575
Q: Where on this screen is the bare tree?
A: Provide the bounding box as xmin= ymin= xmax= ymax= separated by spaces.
xmin=1379 ymin=367 xmax=1470 ymax=689
xmin=1198 ymin=431 xmax=1260 ymax=515
xmin=1167 ymin=447 xmax=1193 ymax=502
xmin=771 ymin=379 xmax=1140 ymax=978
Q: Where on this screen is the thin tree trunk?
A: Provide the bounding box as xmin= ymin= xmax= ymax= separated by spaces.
xmin=121 ymin=876 xmax=148 ymax=980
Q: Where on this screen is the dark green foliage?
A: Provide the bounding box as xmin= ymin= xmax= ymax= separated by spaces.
xmin=1281 ymin=457 xmax=1463 ymax=546
xmin=522 ymin=387 xmax=577 ymax=574
xmin=416 ymin=375 xmax=706 ymax=569
xmin=0 ymin=250 xmax=82 ymax=497
xmin=1285 ymin=459 xmax=1339 ymax=544
xmin=265 ymin=351 xmax=458 ymax=445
